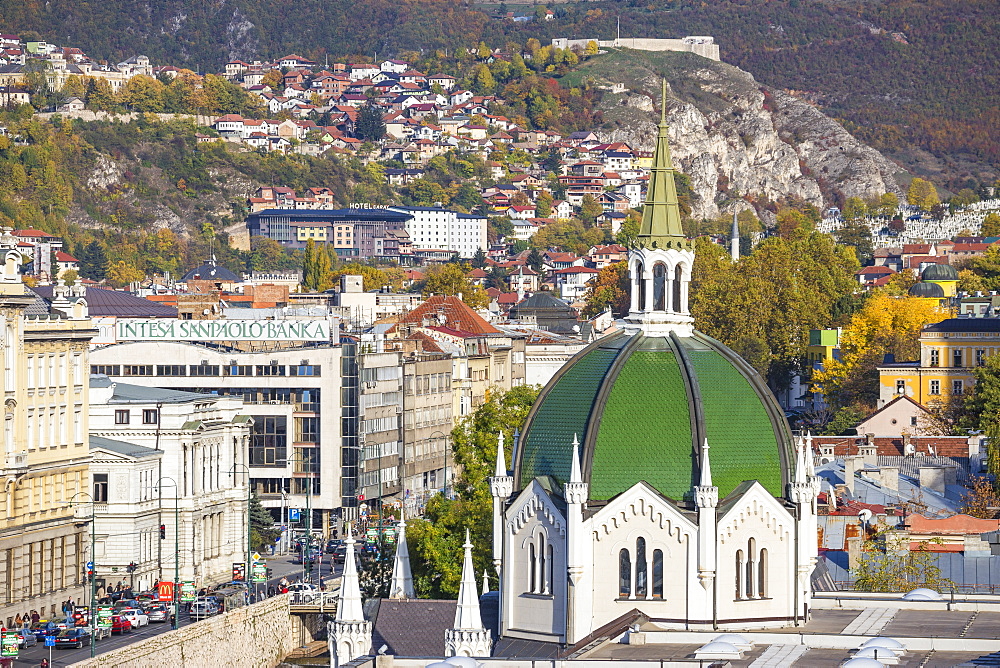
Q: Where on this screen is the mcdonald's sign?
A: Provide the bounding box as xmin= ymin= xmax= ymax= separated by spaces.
xmin=157 ymin=580 xmax=174 ymax=602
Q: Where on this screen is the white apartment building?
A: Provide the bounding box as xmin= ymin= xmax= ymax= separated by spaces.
xmin=89 ymin=379 xmax=252 ymax=589
xmin=89 ymin=339 xmax=344 ymax=535
xmin=389 ymin=207 xmax=487 ymax=258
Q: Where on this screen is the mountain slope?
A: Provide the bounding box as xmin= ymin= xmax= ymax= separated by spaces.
xmin=569 ymin=49 xmax=901 ymax=220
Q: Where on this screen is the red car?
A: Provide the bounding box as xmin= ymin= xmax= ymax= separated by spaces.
xmin=110 ymin=615 xmax=132 ymax=634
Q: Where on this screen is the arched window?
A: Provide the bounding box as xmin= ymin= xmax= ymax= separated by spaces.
xmin=537 ymin=534 xmax=546 ymax=595
xmin=529 ymin=543 xmax=536 ymax=593
xmin=652 ymin=549 xmax=664 ymax=599
xmin=546 ymin=544 xmax=554 ymax=596
xmin=635 ymin=537 xmax=648 ymax=598
xmin=758 ymin=548 xmax=768 ymax=598
xmin=735 ymin=549 xmax=744 ymax=600
xmin=746 ymin=538 xmax=756 ymax=599
xmin=619 ymin=548 xmax=631 ymax=598
xmin=673 ymin=265 xmax=683 ymax=314
xmin=652 ymin=264 xmax=666 ymax=311
xmin=637 ymin=267 xmax=646 ymax=312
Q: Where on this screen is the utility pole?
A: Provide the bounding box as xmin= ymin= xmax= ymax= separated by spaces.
xmin=70 ymin=492 xmax=97 ymax=658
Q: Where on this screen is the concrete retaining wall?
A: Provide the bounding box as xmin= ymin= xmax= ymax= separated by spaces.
xmin=70 ymin=594 xmax=297 ymax=668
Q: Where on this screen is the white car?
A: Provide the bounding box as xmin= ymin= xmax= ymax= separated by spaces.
xmin=119 ymin=608 xmax=149 ymax=628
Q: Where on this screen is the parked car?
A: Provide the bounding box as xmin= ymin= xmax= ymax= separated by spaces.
xmin=55 ymin=628 xmax=92 ymax=649
xmin=15 ymin=629 xmax=37 ymax=649
xmin=110 ymin=615 xmax=132 ymax=635
xmin=28 ymin=621 xmax=61 ymax=641
xmin=119 ymin=608 xmax=149 ymax=628
xmin=189 ymin=599 xmax=220 ymax=620
xmin=147 ymin=605 xmax=174 ymax=623
xmin=325 ymin=539 xmax=343 ymax=554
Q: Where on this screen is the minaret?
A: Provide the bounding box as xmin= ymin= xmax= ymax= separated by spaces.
xmin=693 ymin=439 xmax=718 ymax=601
xmin=482 ymin=569 xmax=490 ymax=596
xmin=625 ymin=78 xmax=696 ymax=337
xmin=564 ymin=435 xmax=590 ymax=645
xmin=389 ymin=520 xmax=415 ymax=599
xmin=788 ymin=434 xmax=819 ymax=623
xmin=328 ymin=526 xmax=372 ymax=667
xmin=730 ymin=212 xmax=740 ymax=262
xmin=489 ymin=432 xmax=513 ymax=577
xmin=444 ymin=529 xmax=492 ymax=657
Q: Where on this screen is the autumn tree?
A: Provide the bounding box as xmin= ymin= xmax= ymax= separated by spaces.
xmin=331 ymin=262 xmax=388 ymax=292
xmin=907 ymin=178 xmax=940 ymax=211
xmin=105 ymin=260 xmax=145 ymax=288
xmin=535 ymin=190 xmax=553 ymax=218
xmin=814 ymin=292 xmax=947 ymax=408
xmin=582 ymin=260 xmax=628 ymax=318
xmin=853 ymin=524 xmax=951 ymax=593
xmin=422 ymin=263 xmax=488 ymax=309
xmin=959 ymin=476 xmax=1000 ymax=518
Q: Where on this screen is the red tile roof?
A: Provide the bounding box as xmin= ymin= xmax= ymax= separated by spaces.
xmin=13 ymin=229 xmax=56 ymax=238
xmin=907 ymin=513 xmax=1000 ymax=536
xmin=811 ymin=436 xmax=971 ymax=458
xmin=400 ymin=295 xmax=498 ymax=334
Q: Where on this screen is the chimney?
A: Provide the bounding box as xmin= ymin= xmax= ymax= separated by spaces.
xmin=844 ymin=455 xmax=862 ymax=494
xmin=878 ymin=465 xmax=899 ymax=492
xmin=859 ymin=433 xmax=878 ymax=465
xmin=918 ymin=466 xmax=946 ymax=495
xmin=903 ymin=434 xmax=914 ymax=456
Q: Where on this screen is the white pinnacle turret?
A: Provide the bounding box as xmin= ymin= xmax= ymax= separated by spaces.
xmin=699 ymin=438 xmax=712 ymax=487
xmin=494 ymin=430 xmax=507 ymax=477
xmin=564 ymin=434 xmax=588 ymax=505
xmin=336 ymin=525 xmax=364 ymax=622
xmin=444 ymin=529 xmax=492 ymax=657
xmin=794 ymin=434 xmax=807 ymax=484
xmin=570 ymin=433 xmax=582 ymax=483
xmin=389 ymin=520 xmax=415 ymax=599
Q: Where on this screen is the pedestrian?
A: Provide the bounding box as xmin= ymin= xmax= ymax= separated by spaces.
xmin=14 ymin=614 xmax=21 ymax=628
xmin=40 ymin=658 xmax=49 ymax=668
xmin=30 ymin=610 xmax=40 ymax=623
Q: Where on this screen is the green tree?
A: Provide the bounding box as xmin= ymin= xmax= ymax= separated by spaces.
xmin=853 ymin=525 xmax=951 ymax=593
xmin=578 ymin=193 xmax=602 ymax=225
xmin=981 ymin=213 xmax=1000 ymax=238
xmin=614 ymin=212 xmax=641 ymax=248
xmin=526 ymin=248 xmax=543 ymax=272
xmin=407 ymin=385 xmax=539 ymax=598
xmin=822 ymin=404 xmax=867 ymax=435
xmin=248 ymin=236 xmax=288 ymax=272
xmin=356 ymin=103 xmax=386 ymax=142
xmin=834 ymin=218 xmax=874 ymax=264
xmin=302 ymin=238 xmax=319 ymax=291
xmin=962 ymin=354 xmax=1000 ymax=478
xmin=249 ymin=492 xmax=280 ymax=552
xmin=535 ymin=191 xmax=553 ymax=218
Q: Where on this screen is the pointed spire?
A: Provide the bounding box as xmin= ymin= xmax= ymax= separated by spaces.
xmin=794 ymin=434 xmax=807 ymax=484
xmin=570 ymin=433 xmax=582 ymax=484
xmin=637 ymin=78 xmax=688 ymax=251
xmin=494 ymin=431 xmax=507 ymax=477
xmin=699 ymin=438 xmax=713 ymax=487
xmin=336 ymin=524 xmax=365 ymax=623
xmin=453 ymin=529 xmax=484 ymax=630
xmin=806 ymin=430 xmax=816 ymax=477
xmin=482 ymin=569 xmax=490 ymax=597
xmin=389 ymin=520 xmax=415 ymax=599
xmin=730 ymin=212 xmax=740 ymax=262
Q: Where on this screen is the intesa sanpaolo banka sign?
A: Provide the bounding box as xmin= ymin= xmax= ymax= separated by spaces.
xmin=117 ymin=319 xmax=331 ymax=342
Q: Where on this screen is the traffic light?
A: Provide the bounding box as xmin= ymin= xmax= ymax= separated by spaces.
xmin=159 ymin=524 xmax=166 ymax=539
xmin=126 ymin=562 xmax=137 ymax=574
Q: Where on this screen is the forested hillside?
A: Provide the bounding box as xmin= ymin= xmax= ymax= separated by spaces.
xmin=3 ymin=0 xmax=994 ymax=189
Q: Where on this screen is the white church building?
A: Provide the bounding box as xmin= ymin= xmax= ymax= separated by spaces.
xmin=489 ymin=81 xmax=820 ymax=646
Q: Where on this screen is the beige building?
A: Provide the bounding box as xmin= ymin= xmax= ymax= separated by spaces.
xmin=0 ymin=250 xmax=96 ymax=627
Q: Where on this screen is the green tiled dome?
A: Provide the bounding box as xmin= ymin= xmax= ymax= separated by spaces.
xmin=515 ymin=330 xmax=793 ymax=501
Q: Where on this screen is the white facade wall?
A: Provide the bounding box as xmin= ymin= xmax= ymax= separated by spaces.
xmin=391 ymin=207 xmax=487 ymax=258
xmin=88 ymin=340 xmax=343 ymax=532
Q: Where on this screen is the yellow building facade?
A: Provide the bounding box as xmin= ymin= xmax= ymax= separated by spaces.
xmin=878 ymin=319 xmax=999 ymax=407
xmin=0 ymin=249 xmax=96 ymax=627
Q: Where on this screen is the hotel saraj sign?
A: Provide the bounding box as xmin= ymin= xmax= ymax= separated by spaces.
xmin=117 ymin=319 xmax=330 ymax=341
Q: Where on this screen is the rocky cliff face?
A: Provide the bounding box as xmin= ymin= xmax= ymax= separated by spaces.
xmin=594 ymin=53 xmax=903 ymax=220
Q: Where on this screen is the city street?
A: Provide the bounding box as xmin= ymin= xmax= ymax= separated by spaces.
xmin=6 ymin=551 xmax=343 ymax=667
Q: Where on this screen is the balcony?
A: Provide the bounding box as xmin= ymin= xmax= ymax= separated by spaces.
xmin=2 ymin=450 xmax=28 ymax=476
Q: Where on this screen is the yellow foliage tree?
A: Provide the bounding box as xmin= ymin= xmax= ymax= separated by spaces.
xmin=422 ymin=263 xmax=488 ymax=309
xmin=814 ymin=291 xmax=947 ymax=407
xmin=105 ymin=260 xmax=145 ymax=288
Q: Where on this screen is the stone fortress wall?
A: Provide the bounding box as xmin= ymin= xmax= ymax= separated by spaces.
xmin=551 ymin=36 xmax=721 ymax=61
xmin=69 ymin=594 xmax=322 ymax=668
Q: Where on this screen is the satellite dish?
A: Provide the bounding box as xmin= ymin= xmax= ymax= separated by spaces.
xmin=858 ymin=509 xmax=873 ymax=523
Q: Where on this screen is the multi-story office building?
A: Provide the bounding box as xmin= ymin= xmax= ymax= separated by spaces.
xmin=0 ymin=254 xmax=96 ymax=627
xmin=89 ymin=338 xmax=344 ymax=534
xmin=389 ymin=207 xmax=487 ymax=258
xmin=88 ymin=380 xmax=251 ymax=588
xmin=246 ymin=207 xmax=414 ymax=259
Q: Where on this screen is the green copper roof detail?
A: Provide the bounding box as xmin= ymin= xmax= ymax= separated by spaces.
xmin=517 ymin=341 xmax=623 ymax=488
xmin=517 ymin=331 xmax=792 ymax=504
xmin=687 ymin=346 xmax=784 ymax=497
xmin=591 ymin=347 xmax=694 ymax=500
xmin=638 ymin=79 xmax=690 ymax=251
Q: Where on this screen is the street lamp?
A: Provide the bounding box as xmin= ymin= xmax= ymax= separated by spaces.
xmin=153 ymin=477 xmax=180 ymax=630
xmin=69 ymin=491 xmax=97 ymax=658
xmin=228 ymin=464 xmax=253 ymax=586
